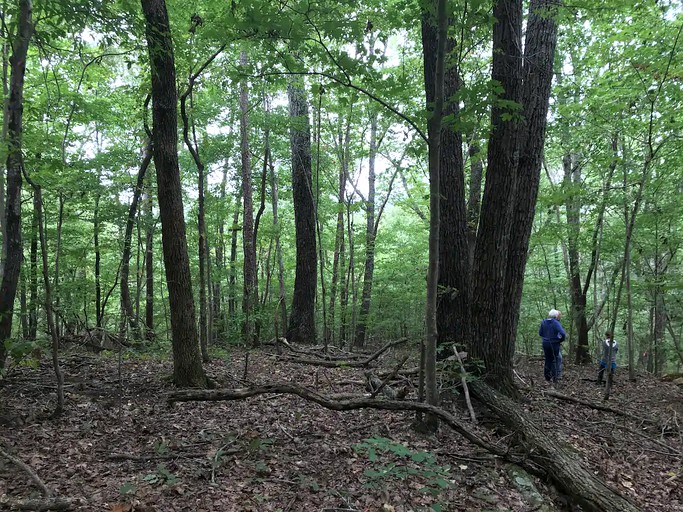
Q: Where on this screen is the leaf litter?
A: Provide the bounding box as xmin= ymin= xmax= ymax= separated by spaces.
xmin=0 ymin=349 xmax=681 ymax=511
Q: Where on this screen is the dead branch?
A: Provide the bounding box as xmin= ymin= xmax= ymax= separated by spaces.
xmin=368 ymin=355 xmax=410 ymax=398
xmin=0 ymin=446 xmax=51 ymax=496
xmin=106 ymin=449 xmax=239 ymax=462
xmin=275 ymin=338 xmax=363 ymax=360
xmin=471 ymin=382 xmax=638 ymax=512
xmin=0 ymin=497 xmax=73 ymax=511
xmin=544 ymin=390 xmax=656 ymax=424
xmin=279 ymin=338 xmax=408 ymax=368
xmin=166 ymin=383 xmax=508 ymax=458
xmin=453 ymin=344 xmax=476 ymax=424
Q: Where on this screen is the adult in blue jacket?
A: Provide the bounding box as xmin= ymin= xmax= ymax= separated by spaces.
xmin=539 ymin=309 xmax=566 ymax=384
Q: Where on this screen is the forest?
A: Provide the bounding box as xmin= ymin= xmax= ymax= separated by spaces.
xmin=0 ymin=0 xmax=682 ymax=510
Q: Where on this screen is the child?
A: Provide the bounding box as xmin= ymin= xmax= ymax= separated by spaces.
xmin=597 ymin=330 xmax=618 ymax=385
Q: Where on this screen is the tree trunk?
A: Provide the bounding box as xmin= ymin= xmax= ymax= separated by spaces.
xmin=499 ymin=0 xmax=561 ymax=389
xmin=269 ymin=146 xmax=287 ymax=334
xmin=240 ymin=51 xmax=259 ymax=347
xmin=420 ymin=0 xmax=448 ymax=432
xmin=120 ymin=142 xmax=152 ymax=342
xmin=0 ymin=0 xmax=32 ymax=370
xmin=228 ymin=188 xmax=241 ymax=318
xmin=354 ymin=110 xmax=378 ymax=348
xmin=327 ymin=112 xmax=351 ymax=346
xmin=470 ymin=0 xmax=523 ymax=392
xmin=53 ymin=193 xmax=64 ymax=338
xmin=423 ymin=10 xmax=470 ymax=355
xmin=213 ymin=164 xmax=228 ymax=342
xmin=28 ymin=198 xmax=38 ymax=340
xmin=339 ymin=202 xmax=353 ymax=345
xmin=286 ymin=82 xmax=316 ymax=344
xmin=94 ymin=194 xmax=102 ymax=328
xmin=31 ymin=183 xmax=64 ymax=415
xmin=466 ymin=142 xmax=482 ymax=269
xmin=141 ymin=0 xmax=205 ymax=387
xmin=144 ymin=176 xmax=155 ymax=340
xmin=0 ymin=29 xmax=9 ymax=279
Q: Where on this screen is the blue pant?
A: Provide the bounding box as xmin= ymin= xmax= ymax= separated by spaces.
xmin=542 ymin=342 xmax=563 ymax=382
xmin=599 ymin=360 xmax=617 ymax=370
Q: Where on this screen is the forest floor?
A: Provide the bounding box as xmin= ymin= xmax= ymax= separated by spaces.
xmin=0 ymin=344 xmax=682 ymax=512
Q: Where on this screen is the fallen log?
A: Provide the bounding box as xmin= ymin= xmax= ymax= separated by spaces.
xmin=275 ymin=338 xmax=364 ymax=360
xmin=470 ymin=382 xmax=639 ymax=512
xmin=278 ymin=338 xmax=409 ymax=368
xmin=167 ymin=382 xmax=638 ymax=511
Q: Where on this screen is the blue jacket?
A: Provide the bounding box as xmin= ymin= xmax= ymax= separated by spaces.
xmin=539 ymin=318 xmax=566 ymax=344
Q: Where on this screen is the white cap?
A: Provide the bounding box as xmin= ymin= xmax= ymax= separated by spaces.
xmin=548 ymin=309 xmax=560 ymax=318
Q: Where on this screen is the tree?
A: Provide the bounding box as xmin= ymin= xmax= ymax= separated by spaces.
xmin=0 ymin=0 xmax=32 ymax=370
xmin=141 ymin=0 xmax=206 ymax=387
xmin=286 ymin=81 xmax=317 ymax=344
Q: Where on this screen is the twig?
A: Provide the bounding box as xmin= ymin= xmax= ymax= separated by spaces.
xmin=0 ymin=445 xmax=51 ymax=496
xmin=279 ymin=338 xmax=408 ymax=368
xmin=453 ymin=344 xmax=477 ymax=424
xmin=369 ymin=355 xmax=410 ymax=398
xmin=0 ymin=497 xmax=73 ymax=511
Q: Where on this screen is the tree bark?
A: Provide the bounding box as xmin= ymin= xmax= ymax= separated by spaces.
xmin=0 ymin=0 xmax=32 ymax=370
xmin=144 ymin=175 xmax=155 ymax=340
xmin=470 ymin=0 xmax=523 ymax=392
xmin=421 ymin=0 xmax=448 ymax=431
xmin=141 ymin=0 xmax=205 ymax=387
xmin=286 ymin=82 xmax=316 ymax=344
xmin=28 ymin=197 xmax=38 ymax=340
xmin=94 ymin=194 xmax=102 ymax=328
xmin=119 ymin=142 xmax=152 ymax=342
xmin=240 ymin=51 xmax=259 ymax=347
xmin=422 ymin=10 xmax=470 ymax=355
xmin=354 ymin=110 xmax=378 ymax=348
xmin=269 ymin=145 xmax=287 ymax=334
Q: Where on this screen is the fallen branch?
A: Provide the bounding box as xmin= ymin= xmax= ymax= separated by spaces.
xmin=453 ymin=344 xmax=476 ymax=424
xmin=167 ymin=383 xmax=507 ymax=459
xmin=275 ymin=338 xmax=363 ymax=360
xmin=0 ymin=497 xmax=73 ymax=511
xmin=471 ymin=382 xmax=639 ymax=512
xmin=545 ymin=390 xmax=656 ymax=424
xmin=0 ymin=446 xmax=51 ymax=496
xmin=368 ymin=355 xmax=410 ymax=399
xmin=106 ymin=449 xmax=238 ymax=462
xmin=279 ymin=338 xmax=408 ymax=368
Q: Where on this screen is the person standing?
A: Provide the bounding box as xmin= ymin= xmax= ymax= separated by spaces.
xmin=597 ymin=330 xmax=618 ymax=385
xmin=539 ymin=309 xmax=566 ymax=385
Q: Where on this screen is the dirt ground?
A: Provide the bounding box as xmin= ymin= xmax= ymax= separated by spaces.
xmin=1 ymin=345 xmax=681 ymax=511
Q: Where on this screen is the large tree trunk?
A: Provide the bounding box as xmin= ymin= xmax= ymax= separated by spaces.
xmin=422 ymin=11 xmax=470 ymax=355
xmin=470 ymin=0 xmax=523 ymax=392
xmin=354 ymin=110 xmax=378 ymax=348
xmin=141 ymin=0 xmax=205 ymax=387
xmin=286 ymin=82 xmax=316 ymax=344
xmin=466 ymin=141 xmax=482 ymax=269
xmin=240 ymin=51 xmax=259 ymax=347
xmin=119 ymin=142 xmax=152 ymax=342
xmin=0 ymin=30 xmax=8 ymax=279
xmin=0 ymin=0 xmax=32 ymax=370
